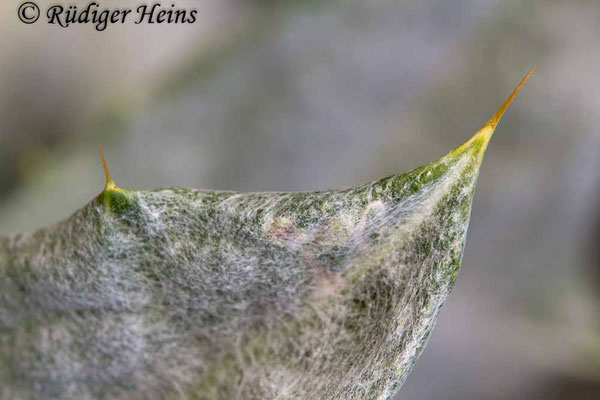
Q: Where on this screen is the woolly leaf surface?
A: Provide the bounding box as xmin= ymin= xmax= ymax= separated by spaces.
xmin=0 ymin=69 xmax=533 ymax=400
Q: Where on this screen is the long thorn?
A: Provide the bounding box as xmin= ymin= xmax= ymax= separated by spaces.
xmin=487 ymin=66 xmax=535 ymax=129
xmin=453 ymin=67 xmax=535 ymax=157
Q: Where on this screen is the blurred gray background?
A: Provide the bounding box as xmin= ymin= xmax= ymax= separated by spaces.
xmin=1 ymin=0 xmax=599 ymax=398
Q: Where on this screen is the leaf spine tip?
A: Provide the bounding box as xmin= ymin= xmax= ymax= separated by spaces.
xmin=99 ymin=145 xmax=118 ymax=191
xmin=456 ymin=66 xmax=535 ymax=154
xmin=486 ymin=66 xmax=535 ymax=130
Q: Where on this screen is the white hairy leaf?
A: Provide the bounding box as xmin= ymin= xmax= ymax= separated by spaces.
xmin=0 ymin=68 xmax=533 ymax=400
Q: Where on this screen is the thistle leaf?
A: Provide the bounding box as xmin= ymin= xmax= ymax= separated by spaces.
xmin=0 ymin=68 xmax=533 ymax=400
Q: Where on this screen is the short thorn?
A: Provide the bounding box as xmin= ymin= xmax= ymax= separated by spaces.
xmin=99 ymin=145 xmax=118 ymax=190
